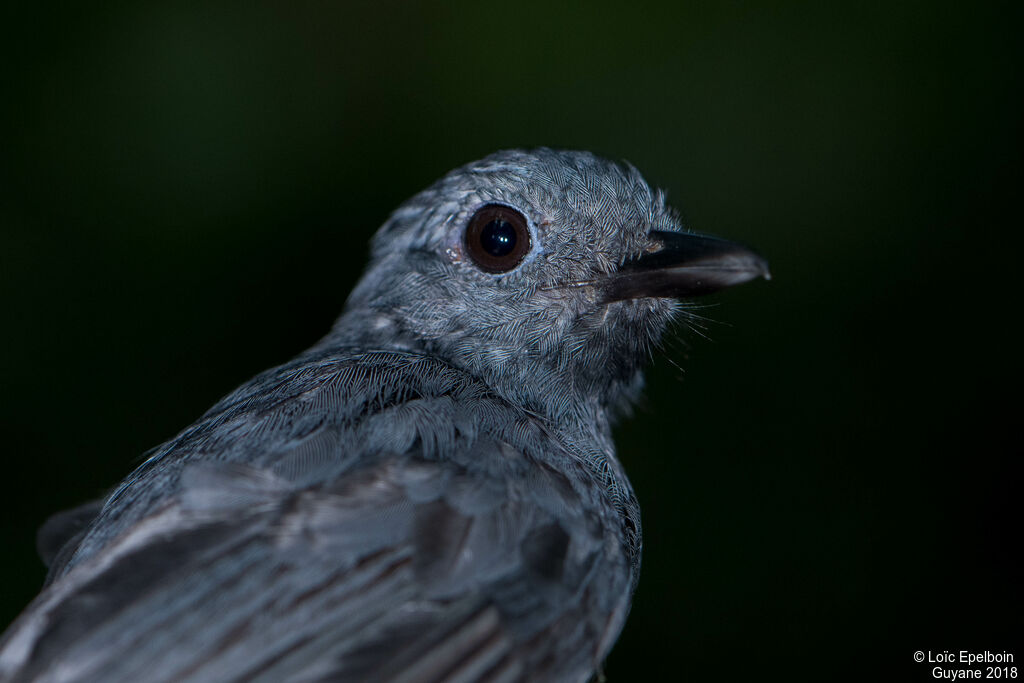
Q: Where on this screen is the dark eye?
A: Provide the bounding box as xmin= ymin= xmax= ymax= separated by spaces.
xmin=464 ymin=204 xmax=531 ymax=273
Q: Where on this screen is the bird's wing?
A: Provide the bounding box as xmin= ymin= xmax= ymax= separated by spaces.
xmin=0 ymin=444 xmax=628 ymax=683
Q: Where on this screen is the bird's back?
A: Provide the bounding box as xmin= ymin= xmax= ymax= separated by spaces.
xmin=1 ymin=348 xmax=636 ymax=683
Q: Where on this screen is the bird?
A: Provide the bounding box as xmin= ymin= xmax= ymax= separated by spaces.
xmin=0 ymin=148 xmax=768 ymax=682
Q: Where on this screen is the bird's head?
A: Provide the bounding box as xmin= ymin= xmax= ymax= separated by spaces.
xmin=336 ymin=148 xmax=768 ymax=422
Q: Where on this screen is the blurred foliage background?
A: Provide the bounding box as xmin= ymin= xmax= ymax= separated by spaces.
xmin=1 ymin=1 xmax=1019 ymax=680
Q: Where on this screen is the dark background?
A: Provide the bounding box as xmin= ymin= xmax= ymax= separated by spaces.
xmin=2 ymin=1 xmax=1019 ymax=680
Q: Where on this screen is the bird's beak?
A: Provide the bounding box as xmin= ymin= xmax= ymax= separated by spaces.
xmin=600 ymin=231 xmax=770 ymax=303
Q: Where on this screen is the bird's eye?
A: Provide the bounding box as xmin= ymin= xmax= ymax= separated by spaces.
xmin=464 ymin=204 xmax=531 ymax=274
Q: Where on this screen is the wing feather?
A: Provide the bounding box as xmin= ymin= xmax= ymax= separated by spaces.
xmin=1 ymin=446 xmax=621 ymax=683
xmin=4 ymin=352 xmax=634 ymax=682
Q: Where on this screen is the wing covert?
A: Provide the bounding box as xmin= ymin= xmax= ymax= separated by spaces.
xmin=1 ymin=438 xmax=626 ymax=683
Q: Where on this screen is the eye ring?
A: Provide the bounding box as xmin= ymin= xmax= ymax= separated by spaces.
xmin=463 ymin=204 xmax=531 ymax=274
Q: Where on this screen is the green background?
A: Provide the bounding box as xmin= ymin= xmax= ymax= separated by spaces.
xmin=2 ymin=1 xmax=1019 ymax=680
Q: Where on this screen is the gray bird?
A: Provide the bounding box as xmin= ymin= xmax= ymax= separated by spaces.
xmin=0 ymin=149 xmax=768 ymax=682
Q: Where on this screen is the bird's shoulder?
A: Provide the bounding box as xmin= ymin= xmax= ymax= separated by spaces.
xmin=93 ymin=348 xmax=584 ymax=521
xmin=4 ymin=349 xmax=637 ymax=680
xmin=6 ymin=412 xmax=631 ymax=681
